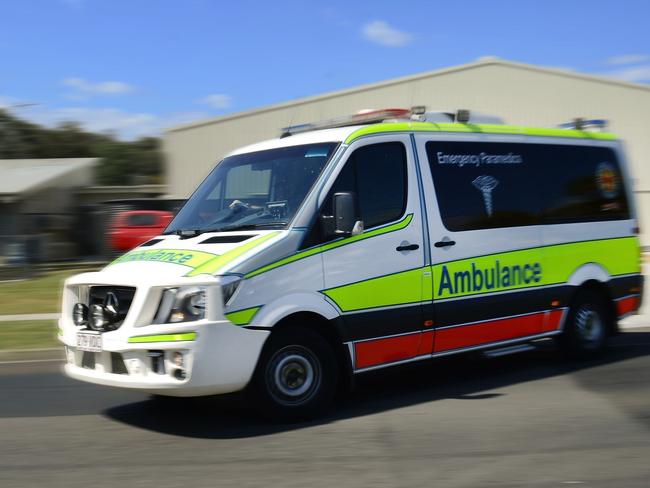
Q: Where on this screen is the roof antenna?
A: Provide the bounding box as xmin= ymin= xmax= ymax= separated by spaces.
xmin=281 ymin=112 xmax=296 ymax=138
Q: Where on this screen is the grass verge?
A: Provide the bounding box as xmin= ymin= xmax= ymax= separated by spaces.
xmin=0 ymin=320 xmax=59 ymax=350
xmin=0 ymin=269 xmax=93 ymax=315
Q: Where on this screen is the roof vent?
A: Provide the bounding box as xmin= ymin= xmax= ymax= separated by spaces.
xmin=139 ymin=238 xmax=164 ymax=247
xmin=456 ymin=109 xmax=471 ymax=123
xmin=199 ymin=234 xmax=258 ymax=244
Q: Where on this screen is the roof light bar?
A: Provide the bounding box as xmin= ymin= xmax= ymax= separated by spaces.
xmin=281 ymin=108 xmax=411 ymax=136
xmin=558 ymin=118 xmax=608 ymax=131
xmin=279 ymin=106 xmax=507 ymax=137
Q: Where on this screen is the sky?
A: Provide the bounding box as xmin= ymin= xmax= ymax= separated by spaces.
xmin=1 ymin=0 xmax=649 ymax=139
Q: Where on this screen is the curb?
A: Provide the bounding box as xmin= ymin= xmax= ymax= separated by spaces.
xmin=620 ymin=315 xmax=649 ymax=329
xmin=0 ymin=313 xmax=60 ymax=322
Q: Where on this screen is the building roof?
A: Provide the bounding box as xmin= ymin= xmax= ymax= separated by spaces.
xmin=0 ymin=158 xmax=98 ymax=197
xmin=167 ymin=57 xmax=650 ymax=134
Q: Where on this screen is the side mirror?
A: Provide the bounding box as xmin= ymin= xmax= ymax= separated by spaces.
xmin=333 ymin=192 xmax=363 ymax=236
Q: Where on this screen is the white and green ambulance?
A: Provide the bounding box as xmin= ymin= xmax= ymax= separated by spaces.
xmin=59 ymin=108 xmax=643 ymax=419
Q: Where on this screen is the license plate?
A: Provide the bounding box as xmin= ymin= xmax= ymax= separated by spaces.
xmin=77 ymin=332 xmax=102 ymax=352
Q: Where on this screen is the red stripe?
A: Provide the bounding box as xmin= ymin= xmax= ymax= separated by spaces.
xmin=434 ymin=312 xmax=544 ymax=353
xmin=617 ymin=296 xmax=640 ymax=317
xmin=354 ymin=309 xmax=568 ymax=369
xmin=355 ymin=333 xmax=421 ymax=369
xmin=541 ymin=309 xmax=565 ymax=332
xmin=417 ymin=330 xmax=435 ymax=356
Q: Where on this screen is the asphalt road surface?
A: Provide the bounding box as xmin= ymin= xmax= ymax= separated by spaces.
xmin=2 ymin=329 xmax=650 ymax=488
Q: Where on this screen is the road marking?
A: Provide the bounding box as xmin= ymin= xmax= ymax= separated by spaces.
xmin=0 ymin=359 xmax=63 ymax=365
xmin=0 ymin=347 xmax=61 ymax=353
xmin=620 ymin=319 xmax=649 ymax=330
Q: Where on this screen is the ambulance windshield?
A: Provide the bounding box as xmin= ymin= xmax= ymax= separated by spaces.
xmin=165 ymin=142 xmax=338 ymax=235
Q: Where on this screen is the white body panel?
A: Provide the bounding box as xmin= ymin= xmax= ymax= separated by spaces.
xmin=321 ymin=134 xmax=424 ymax=292
xmin=59 ymin=124 xmax=642 ymax=397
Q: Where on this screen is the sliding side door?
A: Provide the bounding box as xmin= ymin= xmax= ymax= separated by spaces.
xmin=416 ymin=135 xmax=548 ymax=355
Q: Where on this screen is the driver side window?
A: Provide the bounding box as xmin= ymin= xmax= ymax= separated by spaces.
xmin=307 ymin=141 xmax=407 ymax=246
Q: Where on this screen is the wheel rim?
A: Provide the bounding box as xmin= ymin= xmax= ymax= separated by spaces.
xmin=266 ymin=346 xmax=321 ymax=406
xmin=575 ymin=306 xmax=604 ymax=348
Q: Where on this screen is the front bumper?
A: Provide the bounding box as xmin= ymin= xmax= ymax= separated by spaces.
xmin=62 ymin=320 xmax=270 ymax=396
xmin=59 ymin=271 xmax=269 ymax=397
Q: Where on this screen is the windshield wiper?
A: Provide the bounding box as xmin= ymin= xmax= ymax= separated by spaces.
xmin=170 ymin=222 xmax=288 ymax=236
xmin=215 ymin=222 xmax=289 ymax=232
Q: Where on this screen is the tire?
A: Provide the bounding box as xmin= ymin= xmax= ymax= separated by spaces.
xmin=558 ymin=289 xmax=610 ymax=357
xmin=249 ymin=327 xmax=338 ymax=421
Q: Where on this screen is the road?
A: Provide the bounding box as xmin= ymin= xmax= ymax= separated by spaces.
xmin=1 ymin=329 xmax=650 ymax=488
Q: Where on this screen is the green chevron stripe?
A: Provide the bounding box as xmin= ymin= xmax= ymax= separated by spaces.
xmin=245 ymin=214 xmax=414 ymax=279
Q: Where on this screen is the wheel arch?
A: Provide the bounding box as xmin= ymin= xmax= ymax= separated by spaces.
xmin=566 ymin=262 xmax=610 ymax=286
xmin=565 ymin=263 xmax=618 ymax=334
xmin=270 ymin=311 xmax=353 ymax=392
xmin=246 ymin=293 xmax=352 ymax=391
xmin=251 ymin=292 xmax=340 ymax=327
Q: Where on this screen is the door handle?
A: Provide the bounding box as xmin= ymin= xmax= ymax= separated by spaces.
xmin=396 ymin=243 xmax=420 ymax=252
xmin=434 ymin=240 xmax=456 ymax=248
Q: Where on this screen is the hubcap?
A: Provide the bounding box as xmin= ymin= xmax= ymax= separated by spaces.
xmin=267 ymin=346 xmax=320 ymax=405
xmin=575 ymin=306 xmax=603 ymax=347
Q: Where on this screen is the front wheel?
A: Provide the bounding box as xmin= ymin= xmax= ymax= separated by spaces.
xmin=558 ymin=290 xmax=610 ymax=357
xmin=249 ymin=327 xmax=338 ymax=421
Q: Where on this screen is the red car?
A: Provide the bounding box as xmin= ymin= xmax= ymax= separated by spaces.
xmin=109 ymin=210 xmax=174 ymax=252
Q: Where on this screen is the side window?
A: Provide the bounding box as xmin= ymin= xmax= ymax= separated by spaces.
xmin=426 ymin=141 xmax=630 ymax=232
xmin=426 ymin=141 xmax=540 ymax=231
xmin=306 ymin=142 xmax=407 ymax=246
xmin=540 ymin=145 xmax=630 ymax=224
xmin=126 ymin=214 xmax=157 ymax=226
xmin=329 ymin=142 xmax=407 ymax=227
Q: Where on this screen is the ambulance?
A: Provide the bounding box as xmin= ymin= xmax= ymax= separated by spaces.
xmin=59 ymin=108 xmax=643 ymax=419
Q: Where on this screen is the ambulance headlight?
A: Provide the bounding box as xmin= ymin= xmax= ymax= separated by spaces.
xmin=219 ymin=275 xmax=242 ymax=306
xmin=154 ymin=286 xmax=206 ymax=324
xmin=72 ymin=303 xmax=88 ymax=326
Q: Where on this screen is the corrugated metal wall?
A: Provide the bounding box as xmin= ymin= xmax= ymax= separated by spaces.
xmin=164 ymin=60 xmax=650 ymax=244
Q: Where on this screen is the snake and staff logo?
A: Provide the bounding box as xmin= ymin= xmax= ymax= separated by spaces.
xmin=473 ymin=175 xmax=499 ymax=216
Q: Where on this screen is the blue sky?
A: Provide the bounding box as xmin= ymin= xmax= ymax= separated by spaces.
xmin=1 ymin=0 xmax=649 ymax=139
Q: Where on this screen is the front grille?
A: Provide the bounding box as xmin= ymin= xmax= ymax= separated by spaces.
xmin=86 ymin=286 xmax=136 ymax=331
xmin=81 ymin=351 xmax=95 ymax=369
xmin=111 ymin=352 xmax=129 ymax=374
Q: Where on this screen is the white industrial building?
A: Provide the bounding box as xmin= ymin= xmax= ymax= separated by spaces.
xmin=164 ymin=57 xmax=650 ymax=244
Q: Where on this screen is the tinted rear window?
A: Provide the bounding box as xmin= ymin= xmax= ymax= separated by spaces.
xmin=540 ymin=145 xmax=630 ymax=224
xmin=425 ymin=141 xmax=629 ymax=231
